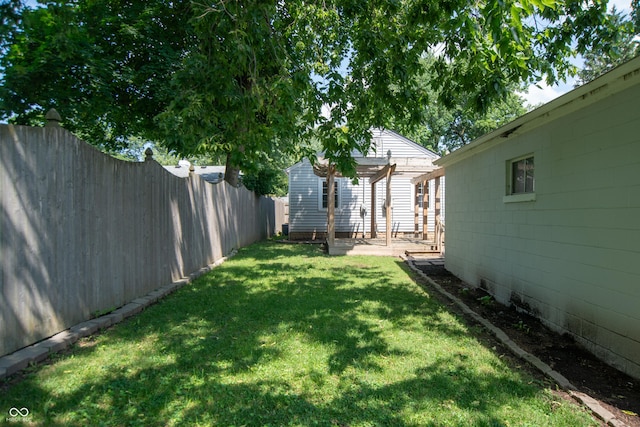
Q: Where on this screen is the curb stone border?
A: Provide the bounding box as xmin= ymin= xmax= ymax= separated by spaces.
xmin=0 ymin=250 xmax=237 ymax=383
xmin=403 ymin=256 xmax=628 ymax=427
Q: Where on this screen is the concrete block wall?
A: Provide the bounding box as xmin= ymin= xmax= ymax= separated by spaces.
xmin=444 ymin=83 xmax=640 ymax=378
xmin=0 ymin=124 xmax=281 ymax=357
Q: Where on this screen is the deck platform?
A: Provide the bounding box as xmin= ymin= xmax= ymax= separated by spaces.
xmin=327 ymin=237 xmax=442 ymax=257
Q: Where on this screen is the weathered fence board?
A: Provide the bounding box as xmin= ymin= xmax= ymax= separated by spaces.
xmin=0 ymin=124 xmax=282 ymax=357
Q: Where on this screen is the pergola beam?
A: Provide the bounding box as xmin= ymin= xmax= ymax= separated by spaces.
xmin=370 ymin=163 xmax=396 ymax=185
xmin=411 ymin=167 xmax=444 ymax=184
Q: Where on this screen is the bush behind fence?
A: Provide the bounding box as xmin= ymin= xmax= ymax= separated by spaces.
xmin=0 ymin=124 xmax=282 ymax=357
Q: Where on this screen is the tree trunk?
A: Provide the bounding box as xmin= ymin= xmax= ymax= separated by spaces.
xmin=224 ymin=152 xmax=241 ymax=187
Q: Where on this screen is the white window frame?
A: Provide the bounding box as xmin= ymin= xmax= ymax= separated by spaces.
xmin=504 ymin=154 xmax=536 ymax=203
xmin=318 ymin=178 xmax=340 ymax=211
xmin=414 ymin=181 xmax=429 ymax=209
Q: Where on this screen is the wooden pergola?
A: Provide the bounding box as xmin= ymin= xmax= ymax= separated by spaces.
xmin=411 ymin=167 xmax=445 ymax=251
xmin=313 ymin=155 xmax=439 ymax=248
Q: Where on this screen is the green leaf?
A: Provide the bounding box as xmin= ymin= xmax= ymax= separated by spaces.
xmin=1 ymin=0 xmax=615 ymax=178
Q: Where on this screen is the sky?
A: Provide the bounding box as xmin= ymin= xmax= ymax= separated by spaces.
xmin=520 ymin=0 xmax=634 ymax=106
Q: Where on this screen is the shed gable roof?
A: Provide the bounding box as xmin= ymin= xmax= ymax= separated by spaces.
xmin=363 ymin=128 xmax=439 ymax=159
xmin=285 ymin=128 xmax=440 ymax=176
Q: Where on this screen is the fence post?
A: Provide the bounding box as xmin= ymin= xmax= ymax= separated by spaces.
xmin=45 ymin=108 xmax=62 ymax=128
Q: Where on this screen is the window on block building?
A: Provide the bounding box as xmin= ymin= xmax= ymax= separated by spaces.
xmin=510 ymin=155 xmax=534 ymax=194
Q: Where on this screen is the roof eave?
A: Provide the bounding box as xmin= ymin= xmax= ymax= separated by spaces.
xmin=435 ymin=55 xmax=640 ymax=168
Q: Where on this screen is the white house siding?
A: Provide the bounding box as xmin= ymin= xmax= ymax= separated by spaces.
xmin=369 ymin=128 xmax=432 ymax=158
xmin=288 ymin=159 xmax=370 ymax=236
xmin=441 ymin=73 xmax=640 ymax=378
xmin=288 ymin=129 xmax=441 ymax=238
xmin=288 ymin=159 xmax=326 ymax=236
xmin=289 ymin=161 xmax=431 ymax=237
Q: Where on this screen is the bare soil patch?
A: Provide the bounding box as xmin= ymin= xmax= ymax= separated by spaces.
xmin=413 ymin=263 xmax=640 ymax=427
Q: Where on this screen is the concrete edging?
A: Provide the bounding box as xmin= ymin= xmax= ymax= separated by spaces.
xmin=404 ymin=257 xmax=628 ymax=427
xmin=0 ymin=250 xmax=237 ymax=383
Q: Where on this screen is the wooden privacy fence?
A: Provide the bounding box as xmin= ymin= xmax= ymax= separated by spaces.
xmin=0 ymin=122 xmax=283 ymax=357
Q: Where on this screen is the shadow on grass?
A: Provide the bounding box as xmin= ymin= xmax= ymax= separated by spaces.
xmin=0 ymin=242 xmax=588 ymax=426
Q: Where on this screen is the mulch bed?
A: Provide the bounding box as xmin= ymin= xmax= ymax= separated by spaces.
xmin=413 ymin=263 xmax=640 ymax=427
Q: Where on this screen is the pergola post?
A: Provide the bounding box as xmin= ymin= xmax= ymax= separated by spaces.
xmin=422 ymin=179 xmax=429 ymax=240
xmin=412 ymin=167 xmax=444 ymax=244
xmin=385 ymin=166 xmax=392 ymax=247
xmin=370 ymin=181 xmax=377 ymax=238
xmin=434 ymin=175 xmax=442 ymax=249
xmin=369 ymin=163 xmax=396 ymax=246
xmin=327 ymin=163 xmax=335 ymax=247
xmin=414 ymin=183 xmax=419 ymax=238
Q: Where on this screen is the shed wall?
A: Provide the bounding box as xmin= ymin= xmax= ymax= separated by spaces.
xmin=444 ymin=83 xmax=640 ymax=378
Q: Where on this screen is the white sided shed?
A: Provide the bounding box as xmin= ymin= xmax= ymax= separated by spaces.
xmin=287 ymin=129 xmax=443 ymax=243
xmin=436 ymin=56 xmax=640 ymax=379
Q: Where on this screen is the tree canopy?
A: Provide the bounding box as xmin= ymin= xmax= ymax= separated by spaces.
xmin=576 ymin=5 xmax=639 ymax=85
xmin=1 ymin=1 xmax=195 ymax=149
xmin=389 ymin=54 xmax=528 ymax=154
xmin=1 ymin=0 xmax=624 ymax=182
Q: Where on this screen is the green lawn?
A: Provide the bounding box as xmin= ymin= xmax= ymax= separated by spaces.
xmin=1 ymin=241 xmax=597 ymax=426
